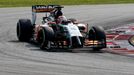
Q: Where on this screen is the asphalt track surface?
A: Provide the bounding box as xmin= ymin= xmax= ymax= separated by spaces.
xmin=1 ymin=4 xmax=134 ymax=75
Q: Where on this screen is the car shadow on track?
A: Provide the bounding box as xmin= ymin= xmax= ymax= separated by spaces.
xmin=8 ymin=40 xmax=21 ymax=43
xmin=9 ymin=40 xmax=104 ymax=53
xmin=30 ymin=48 xmax=103 ymax=53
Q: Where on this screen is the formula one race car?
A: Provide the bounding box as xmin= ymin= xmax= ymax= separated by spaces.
xmin=16 ymin=5 xmax=106 ymax=51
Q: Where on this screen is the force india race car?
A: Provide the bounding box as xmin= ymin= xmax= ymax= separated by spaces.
xmin=16 ymin=5 xmax=107 ymax=51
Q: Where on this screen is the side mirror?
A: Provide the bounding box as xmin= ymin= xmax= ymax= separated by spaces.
xmin=42 ymin=17 xmax=48 ymax=24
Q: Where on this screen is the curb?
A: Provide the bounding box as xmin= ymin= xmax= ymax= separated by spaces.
xmin=105 ymin=24 xmax=134 ymax=57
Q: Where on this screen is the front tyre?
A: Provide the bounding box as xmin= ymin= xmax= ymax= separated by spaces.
xmin=17 ymin=19 xmax=33 ymax=42
xmin=38 ymin=27 xmax=54 ymax=50
xmin=88 ymin=26 xmax=106 ymax=51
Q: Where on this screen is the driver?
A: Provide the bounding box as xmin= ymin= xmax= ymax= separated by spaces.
xmin=47 ymin=7 xmax=68 ymax=25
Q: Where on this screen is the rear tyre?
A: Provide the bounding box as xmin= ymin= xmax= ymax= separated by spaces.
xmin=88 ymin=26 xmax=106 ymax=51
xmin=17 ymin=19 xmax=33 ymax=42
xmin=38 ymin=27 xmax=54 ymax=50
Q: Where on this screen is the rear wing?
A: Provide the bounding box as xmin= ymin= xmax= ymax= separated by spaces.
xmin=32 ymin=5 xmax=63 ymax=24
xmin=32 ymin=5 xmax=61 ymax=13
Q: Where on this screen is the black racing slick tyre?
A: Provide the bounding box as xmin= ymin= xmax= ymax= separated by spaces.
xmin=38 ymin=27 xmax=54 ymax=50
xmin=17 ymin=19 xmax=33 ymax=42
xmin=88 ymin=26 xmax=106 ymax=51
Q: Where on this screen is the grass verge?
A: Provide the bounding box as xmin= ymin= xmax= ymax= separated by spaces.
xmin=0 ymin=0 xmax=134 ymax=7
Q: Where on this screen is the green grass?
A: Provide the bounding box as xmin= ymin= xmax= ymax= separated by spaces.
xmin=0 ymin=0 xmax=134 ymax=7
